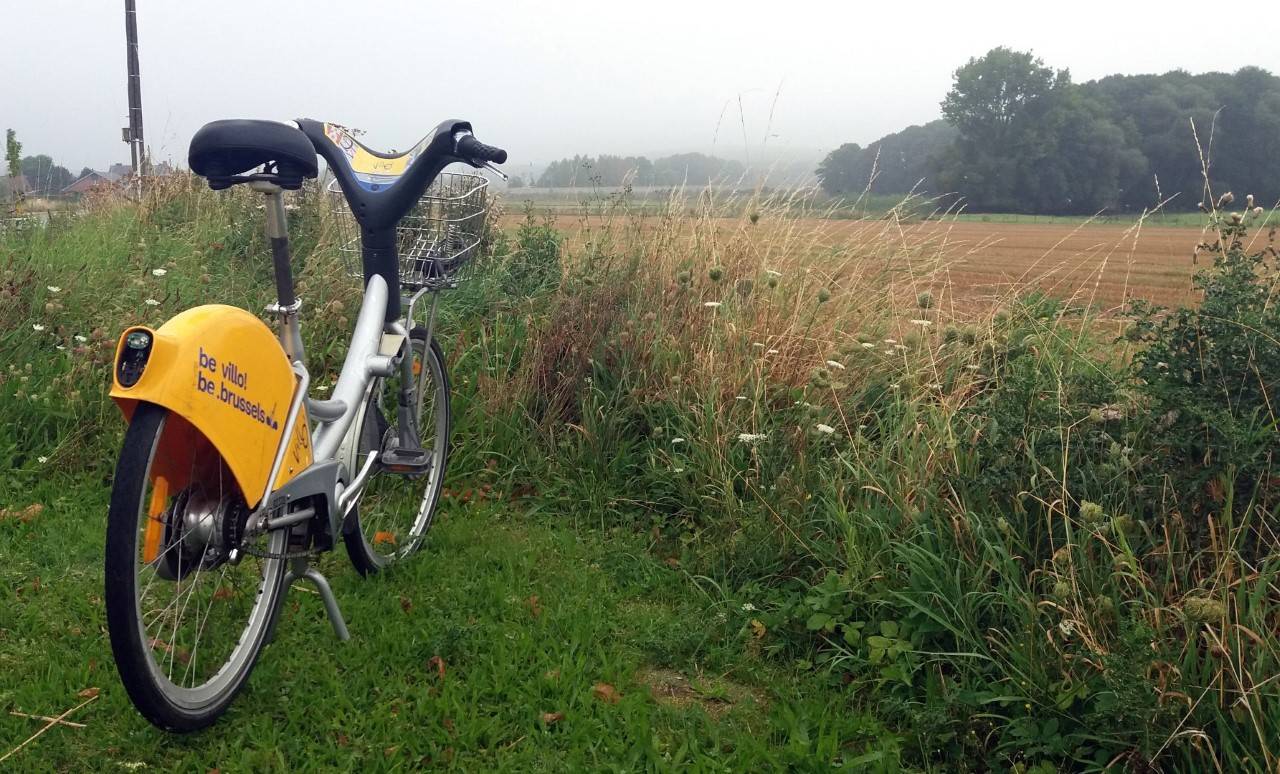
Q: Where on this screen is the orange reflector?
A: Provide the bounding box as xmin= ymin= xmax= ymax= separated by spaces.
xmin=412 ymin=359 xmax=422 ymax=376
xmin=142 ymin=476 xmax=169 ymax=564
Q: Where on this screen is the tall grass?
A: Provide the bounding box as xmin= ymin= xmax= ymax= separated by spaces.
xmin=2 ymin=177 xmax=1275 ymax=771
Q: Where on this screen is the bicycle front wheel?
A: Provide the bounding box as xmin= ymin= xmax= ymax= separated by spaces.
xmin=344 ymin=329 xmax=451 ymax=575
xmin=104 ymin=402 xmax=288 ymax=731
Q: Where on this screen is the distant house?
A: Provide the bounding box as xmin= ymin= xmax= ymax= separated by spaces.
xmin=105 ymin=163 xmax=132 ymax=182
xmin=62 ymin=170 xmax=112 ymax=196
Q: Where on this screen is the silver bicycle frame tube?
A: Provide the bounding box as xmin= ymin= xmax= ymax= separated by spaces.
xmin=310 ymin=273 xmax=395 ymax=462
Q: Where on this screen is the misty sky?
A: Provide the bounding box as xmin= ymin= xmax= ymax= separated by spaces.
xmin=4 ymin=1 xmax=1277 ymax=176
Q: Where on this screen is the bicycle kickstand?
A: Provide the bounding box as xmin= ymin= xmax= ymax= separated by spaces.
xmin=283 ymin=555 xmax=350 ymax=641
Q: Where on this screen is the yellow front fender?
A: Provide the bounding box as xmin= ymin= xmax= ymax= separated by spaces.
xmin=110 ymin=304 xmax=312 ymax=509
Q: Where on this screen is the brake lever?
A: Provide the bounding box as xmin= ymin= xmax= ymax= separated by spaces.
xmin=481 ymin=161 xmax=508 ymax=181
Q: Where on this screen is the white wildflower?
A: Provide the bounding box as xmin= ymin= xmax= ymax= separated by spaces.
xmin=735 ymin=395 xmax=748 ymax=401
xmin=965 ymin=364 xmax=981 ymax=371
xmin=861 ymin=342 xmax=876 ymax=349
xmin=825 ymin=360 xmax=846 ymax=370
xmin=883 ymin=339 xmax=897 ymax=345
xmin=766 ymin=349 xmax=779 ymax=355
xmin=928 ymin=383 xmax=942 ymax=390
xmin=74 ymin=335 xmax=88 ymax=343
xmin=752 ymin=342 xmax=765 ymax=348
xmin=737 ymin=432 xmax=767 ymax=443
xmin=910 ymin=319 xmax=933 ymax=327
xmin=145 ymin=298 xmax=160 ymax=306
xmin=314 ymin=385 xmax=329 ymax=392
xmin=1156 ymin=361 xmax=1169 ymax=369
xmin=703 ymin=301 xmax=722 ymax=308
xmin=671 ymin=437 xmax=686 ymax=445
xmin=37 ymin=456 xmax=48 ymax=464
xmin=151 ymin=268 xmax=167 ymax=277
xmin=815 ymin=423 xmax=835 ymax=435
xmin=742 ymin=602 xmax=757 ymax=612
xmin=673 ymin=467 xmax=685 ymax=473
xmin=32 ymin=324 xmax=45 ymax=332
xmin=46 ymin=285 xmax=61 ymax=293
xmin=56 ymin=345 xmax=66 ymax=351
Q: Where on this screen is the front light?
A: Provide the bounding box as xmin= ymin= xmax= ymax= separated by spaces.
xmin=117 ymin=328 xmax=154 ymax=388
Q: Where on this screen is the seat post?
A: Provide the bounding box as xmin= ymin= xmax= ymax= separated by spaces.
xmin=251 ymin=179 xmax=305 ymax=363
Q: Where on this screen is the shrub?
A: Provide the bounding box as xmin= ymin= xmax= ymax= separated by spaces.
xmin=1126 ymin=207 xmax=1278 ymax=534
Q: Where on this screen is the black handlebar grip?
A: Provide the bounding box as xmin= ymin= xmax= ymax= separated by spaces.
xmin=456 ymin=134 xmax=508 ymax=164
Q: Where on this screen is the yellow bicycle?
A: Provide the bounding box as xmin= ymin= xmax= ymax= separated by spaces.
xmin=103 ymin=117 xmax=506 ymax=730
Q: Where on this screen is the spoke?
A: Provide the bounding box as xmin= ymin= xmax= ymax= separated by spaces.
xmin=183 ymin=563 xmax=230 ymax=687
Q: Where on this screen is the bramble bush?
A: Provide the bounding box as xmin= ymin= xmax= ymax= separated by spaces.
xmin=1126 ymin=202 xmax=1278 ymax=541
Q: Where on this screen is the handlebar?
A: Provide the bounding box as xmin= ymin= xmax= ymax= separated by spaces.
xmin=454 ymin=133 xmax=508 ymax=165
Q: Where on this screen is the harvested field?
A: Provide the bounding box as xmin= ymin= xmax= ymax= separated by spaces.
xmin=498 ymin=210 xmax=1274 ymax=312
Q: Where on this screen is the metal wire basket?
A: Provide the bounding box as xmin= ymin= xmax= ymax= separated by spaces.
xmin=326 ymin=170 xmax=491 ymax=291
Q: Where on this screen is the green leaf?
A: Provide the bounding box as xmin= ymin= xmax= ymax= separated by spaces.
xmin=805 ymin=613 xmax=832 ymax=631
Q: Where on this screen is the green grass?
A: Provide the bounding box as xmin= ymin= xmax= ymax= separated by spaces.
xmin=0 ymin=485 xmax=898 ymax=771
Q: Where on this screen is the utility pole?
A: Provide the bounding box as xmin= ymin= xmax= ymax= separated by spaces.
xmin=123 ymin=0 xmax=146 ymax=179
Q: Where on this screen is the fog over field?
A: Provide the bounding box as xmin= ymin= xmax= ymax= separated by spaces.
xmin=4 ymin=0 xmax=1277 ymax=173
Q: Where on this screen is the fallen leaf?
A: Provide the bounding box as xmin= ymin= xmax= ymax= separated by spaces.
xmin=212 ymin=587 xmax=234 ymax=602
xmin=544 ymin=669 xmax=560 ymax=681
xmin=592 ymin=682 xmax=620 ymax=704
xmin=148 ymin=638 xmax=172 ymax=654
xmin=399 ymin=596 xmax=412 ymax=614
xmin=750 ymin=619 xmax=767 ymax=639
xmin=664 ymin=557 xmax=681 ymax=569
xmin=373 ymin=531 xmax=397 ymax=546
xmin=527 ymin=595 xmax=541 ymax=618
xmin=442 ymin=717 xmax=455 ymax=733
xmin=0 ymin=504 xmax=45 ymax=524
xmin=384 ymin=746 xmax=399 ymax=757
xmin=541 ymin=711 xmax=564 ymax=725
xmin=77 ymin=687 xmax=100 ymax=699
xmin=428 ymin=655 xmax=446 ymax=680
xmin=336 ymin=732 xmax=350 ymax=746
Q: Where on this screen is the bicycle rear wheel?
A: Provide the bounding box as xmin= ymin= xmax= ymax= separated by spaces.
xmin=343 ymin=329 xmax=450 ymax=575
xmin=104 ymin=402 xmax=288 ymax=731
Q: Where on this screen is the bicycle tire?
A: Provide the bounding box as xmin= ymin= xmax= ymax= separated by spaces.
xmin=105 ymin=402 xmax=288 ymax=731
xmin=343 ymin=330 xmax=451 ymax=575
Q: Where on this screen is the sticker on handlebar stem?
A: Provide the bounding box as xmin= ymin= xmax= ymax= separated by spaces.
xmin=324 ymin=123 xmax=433 ymax=192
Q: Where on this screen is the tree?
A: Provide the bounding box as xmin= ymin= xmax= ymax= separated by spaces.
xmin=4 ymin=129 xmax=21 ymax=211
xmin=941 ymin=48 xmax=1065 ymax=148
xmin=816 ymin=121 xmax=956 ymax=196
xmin=508 ymin=174 xmax=525 ymax=189
xmin=937 ymin=48 xmax=1071 ymax=211
xmin=815 ymin=143 xmax=862 ymax=195
xmin=4 ymin=129 xmax=20 ymax=179
xmin=20 ymin=155 xmax=74 ymax=197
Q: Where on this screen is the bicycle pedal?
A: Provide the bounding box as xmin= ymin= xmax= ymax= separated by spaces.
xmin=380 ymin=447 xmax=432 ymax=475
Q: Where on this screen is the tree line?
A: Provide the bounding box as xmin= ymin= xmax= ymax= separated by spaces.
xmin=817 ymin=48 xmax=1280 ymax=214
xmin=535 ymin=152 xmax=746 ymax=188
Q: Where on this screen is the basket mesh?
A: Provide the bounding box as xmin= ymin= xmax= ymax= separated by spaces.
xmin=325 ymin=171 xmax=491 ymax=291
